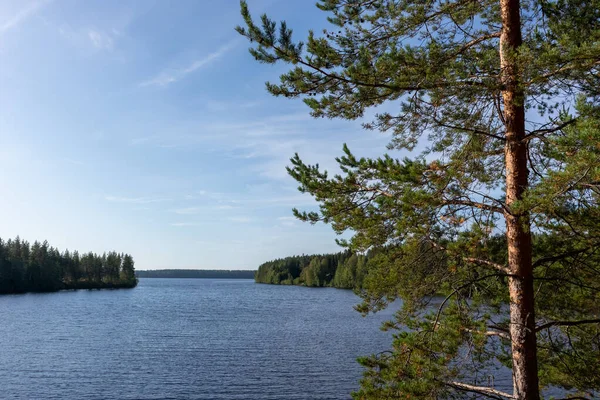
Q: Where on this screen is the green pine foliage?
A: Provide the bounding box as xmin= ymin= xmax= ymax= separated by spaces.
xmin=0 ymin=236 xmax=137 ymax=294
xmin=255 ymin=249 xmax=371 ymax=288
xmin=238 ymin=0 xmax=600 ymax=398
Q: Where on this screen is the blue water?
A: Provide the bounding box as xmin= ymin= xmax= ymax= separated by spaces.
xmin=0 ymin=278 xmax=401 ymax=400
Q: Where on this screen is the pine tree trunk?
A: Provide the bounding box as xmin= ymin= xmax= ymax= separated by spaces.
xmin=499 ymin=0 xmax=540 ymax=399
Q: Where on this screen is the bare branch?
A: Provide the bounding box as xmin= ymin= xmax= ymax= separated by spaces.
xmin=463 ymin=327 xmax=511 ymax=340
xmin=353 ymin=183 xmax=394 ymax=198
xmin=445 ymin=381 xmax=515 ymax=399
xmin=552 ymin=397 xmax=594 ymax=400
xmin=464 ymin=257 xmax=511 ymax=274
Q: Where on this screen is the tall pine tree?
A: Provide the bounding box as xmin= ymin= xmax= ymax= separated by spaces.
xmin=238 ymin=0 xmax=600 ymax=398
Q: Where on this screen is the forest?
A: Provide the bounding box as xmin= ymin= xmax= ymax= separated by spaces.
xmin=0 ymin=236 xmax=137 ymax=294
xmin=255 ymin=249 xmax=382 ymax=289
xmin=136 ymin=269 xmax=255 ymax=279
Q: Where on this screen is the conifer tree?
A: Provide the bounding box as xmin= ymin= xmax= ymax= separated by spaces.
xmin=238 ymin=0 xmax=600 ymax=398
xmin=121 ymin=254 xmax=136 ymax=283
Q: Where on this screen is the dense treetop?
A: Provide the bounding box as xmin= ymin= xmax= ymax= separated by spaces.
xmin=0 ymin=236 xmax=137 ymax=294
xmin=255 ymin=249 xmax=370 ymax=288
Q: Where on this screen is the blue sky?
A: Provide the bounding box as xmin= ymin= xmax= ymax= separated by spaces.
xmin=0 ymin=0 xmax=393 ymax=269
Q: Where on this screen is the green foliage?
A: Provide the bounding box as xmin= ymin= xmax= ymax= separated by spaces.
xmin=255 ymin=250 xmax=366 ymax=288
xmin=0 ymin=236 xmax=137 ymax=294
xmin=239 ymin=0 xmax=600 ymax=398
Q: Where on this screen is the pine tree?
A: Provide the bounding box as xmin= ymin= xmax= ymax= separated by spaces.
xmin=238 ymin=1 xmax=600 ymax=398
xmin=121 ymin=254 xmax=136 ymax=284
xmin=0 ymin=239 xmax=13 ymax=293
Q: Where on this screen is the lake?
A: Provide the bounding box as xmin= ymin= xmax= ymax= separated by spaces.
xmin=0 ymin=278 xmax=400 ymax=400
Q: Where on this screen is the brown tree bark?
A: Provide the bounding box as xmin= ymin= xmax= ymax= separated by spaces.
xmin=499 ymin=0 xmax=540 ymax=399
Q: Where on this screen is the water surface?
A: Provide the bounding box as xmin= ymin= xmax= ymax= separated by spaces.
xmin=1 ymin=278 xmax=400 ymax=399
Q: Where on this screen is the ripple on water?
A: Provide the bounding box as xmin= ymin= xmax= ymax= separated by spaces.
xmin=0 ymin=279 xmax=513 ymax=399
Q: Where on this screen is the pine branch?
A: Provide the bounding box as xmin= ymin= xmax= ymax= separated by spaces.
xmin=523 ymin=118 xmax=578 ymax=142
xmin=290 ymin=51 xmax=491 ymax=93
xmin=532 ymin=248 xmax=590 ymax=268
xmin=432 ymin=273 xmax=509 ymax=336
xmin=535 ymin=319 xmax=600 ymax=333
xmin=238 ymin=4 xmax=495 ymax=95
xmin=442 ymin=199 xmax=504 ymax=214
xmin=431 ymin=116 xmax=506 ymax=141
xmin=447 ymin=32 xmax=502 ymax=59
xmin=533 ymin=277 xmax=600 ymax=292
xmin=527 ymin=60 xmax=600 ymax=86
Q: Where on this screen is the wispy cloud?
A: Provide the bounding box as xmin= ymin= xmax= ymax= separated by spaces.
xmin=215 ymin=205 xmax=236 ymax=210
xmin=183 ymin=191 xmax=207 ymax=200
xmin=170 ymin=222 xmax=200 ymax=227
xmin=88 ymin=28 xmax=118 ymax=50
xmin=1 ymin=0 xmax=50 ymax=35
xmin=140 ymin=40 xmax=237 ymax=87
xmin=172 ymin=207 xmax=202 ymax=215
xmin=61 ymin=157 xmax=84 ymax=166
xmin=54 ymin=20 xmax=126 ymax=52
xmin=105 ymin=195 xmax=171 ymax=204
xmin=204 ymin=99 xmax=261 ymax=112
xmin=227 ymin=216 xmax=253 ymax=223
xmin=278 ymin=216 xmax=297 ymax=227
xmin=171 ymin=203 xmax=238 ymax=215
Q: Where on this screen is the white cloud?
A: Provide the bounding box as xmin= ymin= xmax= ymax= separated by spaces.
xmin=129 ymin=136 xmax=151 ymax=145
xmin=171 ymin=207 xmax=201 ymax=215
xmin=278 ymin=216 xmax=297 ymax=227
xmin=105 ymin=195 xmax=171 ymax=204
xmin=0 ymin=0 xmax=50 ymax=35
xmin=227 ymin=216 xmax=253 ymax=223
xmin=140 ymin=40 xmax=237 ymax=87
xmin=55 ymin=22 xmax=124 ymax=52
xmin=170 ymin=222 xmax=200 ymax=227
xmin=205 ymin=99 xmax=261 ymax=112
xmin=171 ymin=203 xmax=238 ymax=215
xmin=88 ymin=28 xmax=117 ymax=50
xmin=215 ymin=205 xmax=236 ymax=210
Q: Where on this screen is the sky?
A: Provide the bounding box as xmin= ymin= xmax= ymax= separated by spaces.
xmin=0 ymin=0 xmax=394 ymax=270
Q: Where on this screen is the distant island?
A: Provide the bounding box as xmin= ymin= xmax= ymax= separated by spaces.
xmin=0 ymin=236 xmax=137 ymax=295
xmin=136 ymin=269 xmax=256 ymax=279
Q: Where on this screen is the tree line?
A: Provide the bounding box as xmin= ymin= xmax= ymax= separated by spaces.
xmin=256 ymin=237 xmax=505 ymax=290
xmin=255 ymin=249 xmax=381 ymax=289
xmin=0 ymin=236 xmax=137 ymax=294
xmin=136 ymin=269 xmax=255 ymax=279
